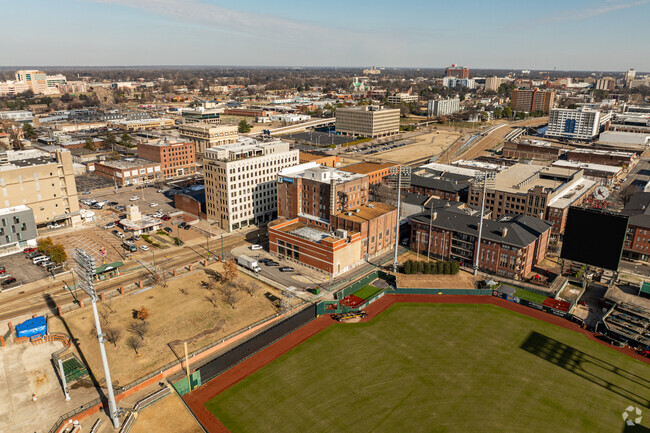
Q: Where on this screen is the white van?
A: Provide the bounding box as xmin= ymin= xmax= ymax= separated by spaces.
xmin=33 ymin=256 xmax=49 ymax=264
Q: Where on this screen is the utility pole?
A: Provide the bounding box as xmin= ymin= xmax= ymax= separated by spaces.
xmin=221 ymin=233 xmax=224 ymax=261
xmin=74 ymin=248 xmax=120 ymax=429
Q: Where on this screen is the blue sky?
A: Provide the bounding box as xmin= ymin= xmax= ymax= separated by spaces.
xmin=1 ymin=0 xmax=649 ymax=70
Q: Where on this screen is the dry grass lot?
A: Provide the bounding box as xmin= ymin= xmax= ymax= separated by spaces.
xmin=130 ymin=393 xmax=202 ymax=433
xmin=394 ymin=252 xmax=477 ymax=289
xmin=371 ymin=129 xmax=461 ymax=165
xmin=49 ymin=262 xmax=284 ymax=386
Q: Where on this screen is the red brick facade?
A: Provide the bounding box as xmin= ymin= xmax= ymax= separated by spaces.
xmin=137 ymin=140 xmax=196 ymax=178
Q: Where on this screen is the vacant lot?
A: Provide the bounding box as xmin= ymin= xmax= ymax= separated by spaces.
xmin=49 ymin=262 xmax=285 ymax=385
xmin=370 ymin=129 xmax=461 ymax=164
xmin=205 ymin=303 xmax=650 ymax=433
xmin=130 ymin=393 xmax=202 ymax=433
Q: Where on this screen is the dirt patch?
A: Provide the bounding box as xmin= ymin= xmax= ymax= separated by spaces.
xmin=397 ymin=271 xmax=477 ymax=289
xmin=130 ymin=393 xmax=202 ymax=433
xmin=49 ymin=262 xmax=283 ymax=385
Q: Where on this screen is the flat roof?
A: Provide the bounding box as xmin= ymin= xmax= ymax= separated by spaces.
xmin=282 ymin=164 xmax=366 ymax=183
xmin=546 ymin=177 xmax=596 ymax=209
xmin=340 ymin=161 xmax=395 ymax=175
xmin=335 ymin=202 xmax=395 ymax=222
xmin=0 ymin=205 xmax=32 ymax=216
xmin=98 ymin=158 xmax=159 ymax=169
xmin=493 ymin=164 xmax=578 ymax=194
xmin=552 ymin=160 xmax=621 ymax=175
xmin=275 ymin=220 xmax=335 ymax=244
xmin=419 ymin=162 xmax=481 ymax=177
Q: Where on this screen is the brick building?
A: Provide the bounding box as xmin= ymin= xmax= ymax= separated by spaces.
xmin=277 ymin=163 xmax=369 ymax=225
xmin=410 ymin=165 xmax=474 ymax=202
xmin=502 ymin=140 xmax=562 ymax=161
xmin=510 ymin=88 xmax=555 ymax=114
xmin=621 ymin=193 xmax=650 ymax=262
xmin=410 ymin=207 xmax=552 ymax=280
xmin=566 ymin=148 xmax=637 ymax=167
xmin=330 ymin=202 xmax=398 ymax=259
xmin=94 ymin=158 xmax=162 ymax=186
xmin=178 ymin=123 xmax=238 ymax=156
xmin=268 ymin=218 xmax=363 ymax=276
xmin=298 ymin=151 xmax=340 ymax=168
xmin=340 ymin=161 xmax=396 ymax=185
xmin=137 ymin=138 xmax=196 ymax=178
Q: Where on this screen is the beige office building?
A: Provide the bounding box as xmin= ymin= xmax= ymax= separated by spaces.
xmin=204 ymin=138 xmax=299 ymax=231
xmin=335 ymin=106 xmax=400 ymax=138
xmin=485 ymin=76 xmax=502 ymax=92
xmin=178 ymin=123 xmax=238 ymax=155
xmin=0 ymin=149 xmax=81 ymax=227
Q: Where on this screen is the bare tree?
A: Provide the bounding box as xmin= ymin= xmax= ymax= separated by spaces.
xmin=128 ymin=321 xmax=150 ymax=341
xmin=104 ymin=328 xmax=122 ymax=347
xmin=222 ymin=285 xmax=239 ymax=309
xmin=242 ymin=280 xmax=260 ymax=297
xmin=205 ymin=292 xmax=218 ymax=308
xmin=204 ymin=268 xmax=223 ymax=283
xmin=127 ymin=336 xmax=143 ymax=355
xmin=98 ymin=306 xmax=111 ymax=324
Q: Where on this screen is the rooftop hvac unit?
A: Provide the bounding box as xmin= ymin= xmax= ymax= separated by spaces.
xmin=335 ymin=229 xmax=348 ymax=238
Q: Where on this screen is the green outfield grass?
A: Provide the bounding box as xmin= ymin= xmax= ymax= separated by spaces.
xmin=514 ymin=288 xmax=548 ymax=304
xmin=353 ymin=284 xmax=383 ymax=300
xmin=204 ymin=304 xmax=650 ymax=433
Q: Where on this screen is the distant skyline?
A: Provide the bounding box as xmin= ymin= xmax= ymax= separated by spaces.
xmin=1 ymin=0 xmax=649 ymax=71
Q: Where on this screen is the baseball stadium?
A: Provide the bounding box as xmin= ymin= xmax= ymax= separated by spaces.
xmin=179 ymin=275 xmax=650 ymax=433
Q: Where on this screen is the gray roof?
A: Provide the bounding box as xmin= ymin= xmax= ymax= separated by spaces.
xmin=410 ymin=169 xmax=471 ymax=193
xmin=621 ymin=192 xmax=650 ymax=229
xmin=411 ymin=209 xmax=552 ymax=248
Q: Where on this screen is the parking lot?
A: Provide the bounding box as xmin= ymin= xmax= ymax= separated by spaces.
xmin=0 ymin=252 xmax=52 ymax=290
xmin=82 ymin=185 xmax=177 ymax=216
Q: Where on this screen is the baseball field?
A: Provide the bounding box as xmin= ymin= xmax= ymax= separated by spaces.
xmin=203 ymin=302 xmax=650 ymax=433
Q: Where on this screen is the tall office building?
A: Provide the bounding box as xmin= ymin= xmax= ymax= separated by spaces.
xmin=510 ymin=88 xmax=555 ymax=114
xmin=179 ymin=123 xmax=238 ymax=156
xmin=14 ymin=70 xmax=66 ymax=94
xmin=625 ymin=69 xmax=636 ymax=86
xmin=427 ymin=99 xmax=461 ymax=117
xmin=545 ymin=108 xmax=611 ymax=141
xmin=485 ymin=76 xmax=502 ymax=92
xmin=203 ymin=138 xmax=299 ymax=231
xmin=444 ymin=65 xmax=470 ymax=79
xmin=335 ymin=106 xmax=400 ymax=138
xmin=595 ymin=77 xmax=616 ymax=91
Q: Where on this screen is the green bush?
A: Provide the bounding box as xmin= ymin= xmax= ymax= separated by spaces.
xmin=435 ymin=261 xmax=444 ymax=274
xmin=443 ymin=262 xmax=451 ymax=275
xmin=423 ymin=261 xmax=431 ymax=274
xmin=403 ymin=260 xmax=412 ymax=274
xmin=450 ymin=261 xmax=460 ymax=275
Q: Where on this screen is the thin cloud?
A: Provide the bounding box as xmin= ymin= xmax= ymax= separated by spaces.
xmin=540 ymin=0 xmax=650 ymax=24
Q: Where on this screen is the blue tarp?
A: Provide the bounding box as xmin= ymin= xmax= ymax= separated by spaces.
xmin=16 ymin=316 xmax=47 ymax=339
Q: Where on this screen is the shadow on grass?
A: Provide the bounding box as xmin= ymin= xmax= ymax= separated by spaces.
xmin=520 ymin=332 xmax=650 ymax=409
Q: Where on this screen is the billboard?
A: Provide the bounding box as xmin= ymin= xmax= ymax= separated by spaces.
xmin=560 ymin=207 xmax=628 ymax=271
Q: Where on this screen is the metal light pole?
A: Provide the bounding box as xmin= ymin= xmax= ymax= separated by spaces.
xmin=74 ymin=248 xmax=120 ymax=429
xmin=472 ymin=172 xmax=495 ymax=276
xmin=221 ymin=233 xmax=224 ymax=261
xmin=391 ymin=166 xmax=411 ymax=272
xmin=427 ymin=204 xmax=433 ymax=261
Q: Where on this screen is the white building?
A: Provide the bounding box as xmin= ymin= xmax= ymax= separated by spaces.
xmin=546 ymin=108 xmax=611 ymax=141
xmin=485 ymin=76 xmax=502 ymax=92
xmin=204 ymin=138 xmax=299 ymax=231
xmin=442 ymin=77 xmax=476 ymax=89
xmin=427 ymin=99 xmax=461 ymax=117
xmin=387 ymin=93 xmax=419 ymax=104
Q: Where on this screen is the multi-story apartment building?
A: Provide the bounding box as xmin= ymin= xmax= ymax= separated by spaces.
xmin=566 ymin=148 xmax=637 ymax=167
xmin=596 ymin=77 xmax=616 ymax=91
xmin=622 ymin=192 xmax=650 ymax=261
xmin=510 ymin=88 xmax=555 ymax=114
xmin=181 ymin=107 xmax=222 ymax=124
xmin=298 ymin=151 xmax=340 ymax=168
xmin=340 ymin=162 xmax=395 ymax=186
xmin=0 ymin=205 xmax=38 ymax=257
xmin=204 ymin=138 xmax=299 ymax=231
xmin=0 ymin=81 xmax=30 ymax=97
xmin=445 ymin=65 xmax=470 ymax=79
xmin=387 ymin=93 xmax=419 ymax=104
xmin=94 ymin=159 xmax=162 ymax=186
xmin=546 ymin=108 xmax=612 ymax=141
xmin=331 ymin=202 xmax=398 ymax=259
xmin=108 ymin=118 xmax=175 ymax=132
xmin=427 ymin=99 xmax=461 ymax=117
xmin=14 ymin=70 xmax=67 ymax=95
xmin=335 ymin=106 xmax=400 ymax=138
xmin=277 ymin=163 xmax=369 ymax=225
xmin=485 ymin=76 xmax=502 ymax=92
xmin=442 ymin=77 xmax=476 ymax=89
xmin=179 ymin=123 xmax=238 ymax=156
xmin=410 ymin=206 xmax=552 ymax=280
xmin=625 ymin=69 xmax=636 ymax=86
xmin=0 ymin=150 xmax=80 ymax=227
xmin=410 ymin=163 xmax=476 ymax=202
xmin=137 ymin=138 xmax=196 ymax=178
xmin=467 ymin=164 xmax=596 ymax=235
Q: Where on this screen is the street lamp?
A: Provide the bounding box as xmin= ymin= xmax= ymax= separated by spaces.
xmin=390 ymin=166 xmax=412 ymax=272
xmin=74 ymin=248 xmax=120 ymax=428
xmin=472 ymin=172 xmax=496 ymax=276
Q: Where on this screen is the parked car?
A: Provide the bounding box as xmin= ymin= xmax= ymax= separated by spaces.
xmin=250 ymin=244 xmax=263 ymax=250
xmin=40 ymin=261 xmax=54 ymax=268
xmin=178 ymin=222 xmax=187 ymax=228
xmin=258 ymin=258 xmax=271 ymax=264
xmin=129 ymin=196 xmax=139 ymax=201
xmin=157 ymin=189 xmax=164 ymax=193
xmin=0 ymin=274 xmax=11 ymax=279
xmin=117 ymin=232 xmax=125 ymax=239
xmin=183 ymin=224 xmax=191 ymax=230
xmin=104 ymin=222 xmax=116 ymax=229
xmin=163 ymin=227 xmax=173 ymax=233
xmin=33 ymin=256 xmax=49 ymax=264
xmin=265 ymin=261 xmax=279 ymax=267
xmin=82 ymin=190 xmax=91 ymax=195
xmin=140 ymin=245 xmax=149 ymax=251
xmin=149 ymin=203 xmax=158 ymax=207
xmin=115 ymin=205 xmax=126 ymax=212
xmin=0 ymin=267 xmax=5 ymax=274
xmin=2 ymin=277 xmax=17 ymax=285
xmin=161 ymin=215 xmax=171 ymax=221
xmin=23 ymin=247 xmax=37 ymax=253
xmin=107 ymin=201 xmax=119 ymax=206
xmin=279 ymin=266 xmax=294 ymax=272
xmin=26 ymin=251 xmax=41 ymax=259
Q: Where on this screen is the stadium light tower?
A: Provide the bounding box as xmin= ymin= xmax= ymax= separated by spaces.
xmin=472 ymin=172 xmax=496 ymax=276
xmin=74 ymin=248 xmax=120 ymax=429
xmin=389 ymin=166 xmax=412 ymax=272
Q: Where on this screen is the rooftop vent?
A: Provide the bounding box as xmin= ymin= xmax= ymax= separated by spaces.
xmin=501 ymin=227 xmax=508 ymax=238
